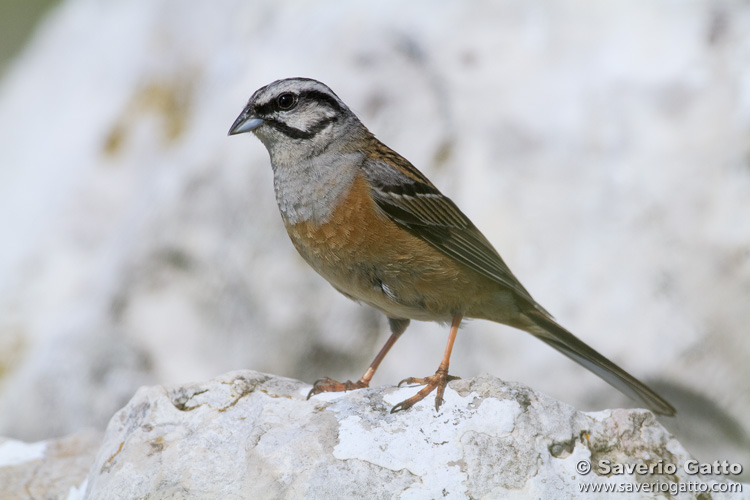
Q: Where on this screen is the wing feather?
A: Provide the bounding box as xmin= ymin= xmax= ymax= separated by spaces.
xmin=363 ymin=147 xmax=551 ymax=318
xmin=359 ymin=140 xmax=676 ymax=415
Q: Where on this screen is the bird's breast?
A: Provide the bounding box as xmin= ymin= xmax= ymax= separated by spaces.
xmin=283 ymin=174 xmax=397 ymax=282
xmin=282 ymin=174 xmax=500 ymax=321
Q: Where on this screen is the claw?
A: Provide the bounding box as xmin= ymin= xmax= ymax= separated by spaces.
xmin=396 ymin=376 xmax=424 ymax=388
xmin=390 ymin=370 xmax=460 ymax=413
xmin=307 ymin=377 xmax=368 ymax=399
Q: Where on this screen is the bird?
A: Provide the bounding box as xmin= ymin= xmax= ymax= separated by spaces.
xmin=228 ymin=77 xmax=675 ymax=416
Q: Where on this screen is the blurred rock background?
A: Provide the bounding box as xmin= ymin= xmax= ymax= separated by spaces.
xmin=0 ymin=0 xmax=748 ymax=480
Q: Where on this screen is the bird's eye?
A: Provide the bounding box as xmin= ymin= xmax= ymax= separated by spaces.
xmin=276 ymin=93 xmax=298 ymax=111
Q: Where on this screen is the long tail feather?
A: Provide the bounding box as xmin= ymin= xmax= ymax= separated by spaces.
xmin=523 ymin=312 xmax=675 ymax=416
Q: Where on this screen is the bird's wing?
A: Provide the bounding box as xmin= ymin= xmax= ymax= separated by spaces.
xmin=363 ymin=144 xmax=551 ymax=317
xmin=362 ymin=142 xmax=676 ymax=416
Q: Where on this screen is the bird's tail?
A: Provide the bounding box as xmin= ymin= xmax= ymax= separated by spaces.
xmin=522 ymin=311 xmax=676 ymax=416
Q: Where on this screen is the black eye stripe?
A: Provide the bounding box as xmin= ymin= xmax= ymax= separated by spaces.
xmin=253 ymin=89 xmax=344 ymax=117
xmin=253 ymin=99 xmax=275 ymax=116
xmin=297 ymin=90 xmax=344 ymax=114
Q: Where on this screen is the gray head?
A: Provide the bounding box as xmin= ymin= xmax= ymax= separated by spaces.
xmin=229 ymin=78 xmax=366 ymax=164
xmin=229 ymin=78 xmax=371 ymax=224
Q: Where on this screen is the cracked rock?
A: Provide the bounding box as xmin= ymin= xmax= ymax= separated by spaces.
xmin=77 ymin=371 xmax=747 ymax=499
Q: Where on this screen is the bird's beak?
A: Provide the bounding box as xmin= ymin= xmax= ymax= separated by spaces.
xmin=228 ymin=108 xmax=264 ymax=136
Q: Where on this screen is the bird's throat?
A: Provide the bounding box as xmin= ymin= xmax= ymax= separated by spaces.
xmin=272 ymin=153 xmax=362 ymax=225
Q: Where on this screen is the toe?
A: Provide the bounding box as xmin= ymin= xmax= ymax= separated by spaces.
xmin=307 ymin=377 xmax=368 ymax=399
xmin=391 ymin=370 xmax=458 ymax=412
xmin=397 ymin=377 xmax=426 ymax=387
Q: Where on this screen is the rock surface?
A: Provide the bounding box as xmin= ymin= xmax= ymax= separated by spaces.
xmin=0 ymin=430 xmax=101 ymax=500
xmin=75 ymin=371 xmax=744 ymax=500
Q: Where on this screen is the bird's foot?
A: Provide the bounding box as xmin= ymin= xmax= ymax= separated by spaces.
xmin=307 ymin=377 xmax=369 ymax=399
xmin=391 ymin=368 xmax=460 ymax=413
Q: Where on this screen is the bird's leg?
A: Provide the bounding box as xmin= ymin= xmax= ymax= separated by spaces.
xmin=391 ymin=315 xmax=462 ymax=413
xmin=308 ymin=318 xmax=410 ymax=398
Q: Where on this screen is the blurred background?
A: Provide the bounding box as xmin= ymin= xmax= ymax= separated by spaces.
xmin=0 ymin=0 xmax=748 ymax=480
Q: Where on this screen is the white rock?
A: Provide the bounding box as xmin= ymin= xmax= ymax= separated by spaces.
xmin=0 ymin=439 xmax=46 ymax=468
xmin=0 ymin=431 xmax=100 ymax=500
xmin=83 ymin=371 xmax=748 ymax=500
